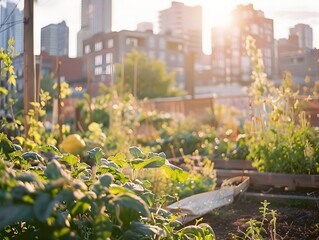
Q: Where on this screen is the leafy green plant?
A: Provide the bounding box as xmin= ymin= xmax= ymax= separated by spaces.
xmin=0 ymin=134 xmax=216 ymax=239
xmin=230 ymin=200 xmax=277 ymax=240
xmin=245 ymin=35 xmax=319 ymax=174
xmin=0 ymin=38 xmax=17 ymax=94
xmin=0 ymin=38 xmax=20 ymax=139
xmin=248 ymin=120 xmax=319 ymax=174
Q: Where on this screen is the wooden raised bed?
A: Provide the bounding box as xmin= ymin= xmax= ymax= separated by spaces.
xmin=216 ymin=169 xmax=319 ymax=190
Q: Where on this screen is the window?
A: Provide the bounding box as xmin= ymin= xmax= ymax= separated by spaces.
xmin=148 ymin=37 xmax=155 ymax=48
xmin=178 ymin=54 xmax=184 ymax=65
xmin=159 ymin=38 xmax=166 ymax=49
xmin=126 ymin=37 xmax=138 ymax=47
xmin=106 ymin=53 xmax=112 ymax=64
xmin=250 ymin=24 xmax=258 ymax=35
xmin=148 ymin=51 xmax=155 ymax=59
xmin=84 ymin=45 xmax=90 ymax=54
xmin=108 ymin=39 xmax=114 ymax=48
xmin=95 ymin=55 xmax=102 ymax=65
xmin=170 ymin=54 xmax=176 ymax=61
xmin=105 ymin=65 xmax=111 ymax=74
xmin=159 ymin=52 xmax=166 ymax=61
xmin=95 ymin=41 xmax=102 ymax=51
xmin=95 ymin=67 xmax=102 ymax=75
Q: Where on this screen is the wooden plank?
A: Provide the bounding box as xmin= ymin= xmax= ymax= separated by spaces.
xmin=216 ymin=170 xmax=319 ymax=189
xmin=212 ymin=158 xmax=255 ymax=170
xmin=168 ymin=157 xmax=256 ymax=171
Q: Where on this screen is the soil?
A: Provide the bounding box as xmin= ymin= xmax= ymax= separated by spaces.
xmin=199 ymin=197 xmax=319 ymax=240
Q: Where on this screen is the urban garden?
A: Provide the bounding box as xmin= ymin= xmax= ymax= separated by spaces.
xmin=0 ymin=36 xmax=318 ymax=239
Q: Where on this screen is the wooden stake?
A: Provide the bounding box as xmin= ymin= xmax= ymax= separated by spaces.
xmin=35 ymin=54 xmax=42 ymax=121
xmin=23 ymin=0 xmax=36 ymax=148
xmin=86 ymin=58 xmax=92 ymax=123
xmin=56 ymin=57 xmax=62 ymax=143
xmin=133 ymin=57 xmax=138 ymax=98
xmin=120 ymin=54 xmax=124 ymax=99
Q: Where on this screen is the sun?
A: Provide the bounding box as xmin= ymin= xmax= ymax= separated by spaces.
xmin=200 ymin=1 xmax=235 ymax=54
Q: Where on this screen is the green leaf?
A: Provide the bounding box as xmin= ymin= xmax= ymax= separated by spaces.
xmin=8 ymin=37 xmax=15 ymax=46
xmin=39 ymin=145 xmax=61 ymax=155
xmin=101 ymin=159 xmax=120 ymax=169
xmin=177 ymin=225 xmax=205 ymax=238
xmin=72 ymin=162 xmax=90 ymax=178
xmin=53 ymin=227 xmax=71 ymax=238
xmin=123 ymin=182 xmax=145 ymax=193
xmin=159 ymin=194 xmax=177 ymax=205
xmin=88 ymin=147 xmax=105 ymax=165
xmin=22 ymin=152 xmax=45 ymax=165
xmin=134 ymin=156 xmax=165 ymax=171
xmin=141 ymin=180 xmax=152 ymax=189
xmin=107 ymin=153 xmax=128 ymax=168
xmin=148 ymin=152 xmax=166 ymax=159
xmin=130 ymin=221 xmax=164 ymax=237
xmin=129 ymin=158 xmax=144 ymax=167
xmin=70 ymin=201 xmax=91 ymax=217
xmin=99 ymin=173 xmax=114 ymax=187
xmin=162 ymin=160 xmax=188 ymax=181
xmin=8 ymin=74 xmax=16 ymax=86
xmin=109 ymin=186 xmax=135 ymax=195
xmin=0 ymin=133 xmax=15 ymax=152
xmin=197 ymin=223 xmax=216 ymax=237
xmin=129 ymin=146 xmax=145 ymax=158
xmin=15 ymin=173 xmax=39 ymax=183
xmin=112 ymin=193 xmax=150 ymax=219
xmin=0 ymin=204 xmax=34 ymax=229
xmin=11 ymin=185 xmax=32 ymax=201
xmin=0 ymin=87 xmax=8 ymax=95
xmin=141 ymin=192 xmax=154 ymax=206
xmin=34 ymin=192 xmax=55 ymax=222
xmin=60 ymin=154 xmax=79 ymax=167
xmin=44 ymin=160 xmax=64 ymax=180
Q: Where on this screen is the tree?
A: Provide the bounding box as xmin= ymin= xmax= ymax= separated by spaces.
xmin=116 ymin=50 xmax=183 ymax=99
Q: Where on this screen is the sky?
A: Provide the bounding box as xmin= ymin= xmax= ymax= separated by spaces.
xmin=11 ymin=0 xmax=319 ymax=57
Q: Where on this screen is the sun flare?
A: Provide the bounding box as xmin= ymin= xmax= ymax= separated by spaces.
xmin=200 ymin=1 xmax=236 ymax=54
xmin=202 ymin=1 xmax=234 ymax=28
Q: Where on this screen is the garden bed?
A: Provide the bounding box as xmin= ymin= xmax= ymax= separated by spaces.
xmin=200 ymin=197 xmax=319 ymax=239
xmin=216 ymin=169 xmax=319 ymax=189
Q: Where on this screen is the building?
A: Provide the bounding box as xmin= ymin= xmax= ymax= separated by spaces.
xmin=0 ymin=1 xmax=23 ymax=53
xmin=77 ymin=0 xmax=112 ymax=56
xmin=13 ymin=52 xmax=85 ymax=104
xmin=41 ymin=21 xmax=69 ymax=56
xmin=12 ymin=51 xmax=85 ymax=119
xmin=136 ymin=22 xmax=153 ymax=33
xmin=278 ymin=48 xmax=319 ymax=84
xmin=159 ymin=1 xmax=202 ymax=55
xmin=211 ymin=4 xmax=275 ymax=85
xmin=82 ymin=30 xmax=185 ymax=96
xmin=278 ymin=24 xmax=318 ymax=84
xmin=289 ymin=23 xmax=313 ymax=50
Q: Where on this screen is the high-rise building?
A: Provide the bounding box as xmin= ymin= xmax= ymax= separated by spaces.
xmin=278 ymin=24 xmax=317 ymax=84
xmin=211 ymin=4 xmax=275 ymax=85
xmin=41 ymin=21 xmax=69 ymax=56
xmin=159 ymin=1 xmax=202 ymax=55
xmin=289 ymin=23 xmax=313 ymax=49
xmin=77 ymin=0 xmax=112 ymax=56
xmin=0 ymin=1 xmax=23 ymax=53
